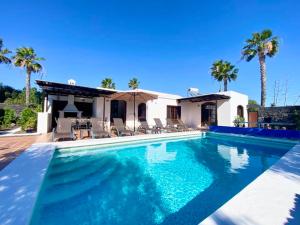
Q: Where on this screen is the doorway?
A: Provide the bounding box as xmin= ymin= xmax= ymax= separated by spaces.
xmin=110 ymin=100 xmax=127 ymax=124
xmin=201 ymin=102 xmax=217 ymax=126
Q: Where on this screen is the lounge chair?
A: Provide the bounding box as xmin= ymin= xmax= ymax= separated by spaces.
xmin=166 ymin=118 xmax=184 ymax=132
xmin=154 ymin=118 xmax=177 ymax=133
xmin=112 ymin=118 xmax=134 ymax=136
xmin=176 ymin=119 xmax=194 ymax=131
xmin=138 ymin=121 xmax=158 ymax=134
xmin=90 ymin=118 xmax=110 ymax=138
xmin=52 ymin=118 xmax=75 ymax=141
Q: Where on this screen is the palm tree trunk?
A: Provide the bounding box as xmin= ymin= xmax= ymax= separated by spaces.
xmin=25 ymin=70 xmax=31 ymax=105
xmin=224 ymin=79 xmax=228 ymax=92
xmin=259 ymin=54 xmax=266 ymax=107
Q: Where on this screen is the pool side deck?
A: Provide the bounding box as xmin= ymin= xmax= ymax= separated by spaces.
xmin=200 ymin=140 xmax=300 ymax=225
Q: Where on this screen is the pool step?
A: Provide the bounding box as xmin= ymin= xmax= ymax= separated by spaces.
xmin=40 ymin=159 xmax=121 ymax=205
xmin=49 ymin=154 xmax=108 ymax=175
xmin=46 ymin=155 xmax=116 ymax=186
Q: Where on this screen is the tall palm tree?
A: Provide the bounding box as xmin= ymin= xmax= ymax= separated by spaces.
xmin=242 ymin=29 xmax=279 ymax=107
xmin=128 ymin=77 xmax=139 ymax=90
xmin=211 ymin=60 xmax=238 ymax=91
xmin=13 ymin=47 xmax=44 ymax=105
xmin=101 ymin=78 xmax=116 ymax=89
xmin=0 ymin=38 xmax=11 ymax=64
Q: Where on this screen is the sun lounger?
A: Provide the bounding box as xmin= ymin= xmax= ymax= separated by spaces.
xmin=52 ymin=118 xmax=75 ymax=141
xmin=113 ymin=118 xmax=134 ymax=136
xmin=90 ymin=118 xmax=110 ymax=138
xmin=154 ymin=118 xmax=177 ymax=133
xmin=167 ymin=118 xmax=185 ymax=131
xmin=138 ymin=121 xmax=158 ymax=134
xmin=176 ymin=119 xmax=194 ymax=131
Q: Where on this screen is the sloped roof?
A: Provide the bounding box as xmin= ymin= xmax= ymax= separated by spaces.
xmin=36 ymin=80 xmax=117 ymax=97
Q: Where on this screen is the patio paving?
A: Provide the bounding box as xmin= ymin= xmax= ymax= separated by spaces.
xmin=0 ymin=134 xmax=50 ymax=171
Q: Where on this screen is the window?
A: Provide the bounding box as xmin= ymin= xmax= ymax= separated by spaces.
xmin=138 ymin=103 xmax=146 ymax=121
xmin=237 ymin=105 xmax=244 ymax=118
xmin=167 ymin=106 xmax=181 ymax=120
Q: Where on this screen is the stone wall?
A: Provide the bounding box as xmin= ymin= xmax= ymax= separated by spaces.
xmin=0 ymin=103 xmax=26 ymax=115
xmin=258 ymin=106 xmax=300 ymax=129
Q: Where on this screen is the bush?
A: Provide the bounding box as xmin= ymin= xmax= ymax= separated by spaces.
xmin=233 ymin=116 xmax=245 ymax=127
xmin=18 ymin=107 xmax=38 ymax=131
xmin=1 ymin=108 xmax=17 ymax=128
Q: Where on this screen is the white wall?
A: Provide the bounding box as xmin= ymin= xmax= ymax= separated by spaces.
xmin=218 ymin=91 xmax=249 ymax=126
xmin=146 ymin=97 xmax=178 ymax=127
xmin=40 ymin=90 xmax=249 ymax=132
xmin=180 ymin=102 xmax=202 ymax=128
xmin=37 ymin=112 xmax=51 ymax=134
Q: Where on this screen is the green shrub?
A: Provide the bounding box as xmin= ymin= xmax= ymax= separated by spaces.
xmin=18 ymin=107 xmax=38 ymax=131
xmin=1 ymin=108 xmax=17 ymax=128
xmin=233 ymin=116 xmax=245 ymax=127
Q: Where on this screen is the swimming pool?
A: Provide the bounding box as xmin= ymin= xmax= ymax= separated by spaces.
xmin=30 ymin=133 xmax=296 ymax=225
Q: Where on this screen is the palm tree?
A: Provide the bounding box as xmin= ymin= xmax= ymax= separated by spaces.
xmin=13 ymin=47 xmax=44 ymax=105
xmin=242 ymin=29 xmax=279 ymax=107
xmin=0 ymin=38 xmax=11 ymax=64
xmin=128 ymin=78 xmax=139 ymax=90
xmin=211 ymin=60 xmax=238 ymax=91
xmin=101 ymin=78 xmax=116 ymax=89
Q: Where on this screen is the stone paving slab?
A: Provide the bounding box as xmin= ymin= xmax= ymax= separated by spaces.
xmin=0 ymin=134 xmax=50 ymax=170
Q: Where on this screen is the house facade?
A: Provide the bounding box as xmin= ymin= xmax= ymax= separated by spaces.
xmin=36 ymin=80 xmax=248 ymax=134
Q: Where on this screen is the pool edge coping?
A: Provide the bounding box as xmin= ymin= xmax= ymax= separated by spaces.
xmin=200 ymin=140 xmax=300 ymax=225
xmin=1 ymin=130 xmax=299 ymax=225
xmin=0 ymin=131 xmax=201 ymax=225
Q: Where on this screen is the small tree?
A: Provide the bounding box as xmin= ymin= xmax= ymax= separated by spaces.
xmin=128 ymin=78 xmax=140 ymax=90
xmin=18 ymin=107 xmax=38 ymax=131
xmin=1 ymin=108 xmax=16 ymax=128
xmin=248 ymin=99 xmax=259 ymax=112
xmin=211 ymin=60 xmax=238 ymax=91
xmin=13 ymin=47 xmax=44 ymax=105
xmin=101 ymin=78 xmax=116 ymax=89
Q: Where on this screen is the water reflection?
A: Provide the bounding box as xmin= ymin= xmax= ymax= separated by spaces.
xmin=217 ymin=145 xmax=249 ymax=173
xmin=146 ymin=143 xmax=177 ymax=164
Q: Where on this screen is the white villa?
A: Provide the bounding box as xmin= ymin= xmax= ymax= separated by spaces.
xmin=36 ymin=80 xmax=248 ymax=134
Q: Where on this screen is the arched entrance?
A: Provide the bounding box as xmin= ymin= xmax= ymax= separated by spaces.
xmin=110 ymin=100 xmax=127 ymax=124
xmin=237 ymin=105 xmax=244 ymax=118
xmin=138 ymin=103 xmax=146 ymax=121
xmin=201 ymin=102 xmax=217 ymax=126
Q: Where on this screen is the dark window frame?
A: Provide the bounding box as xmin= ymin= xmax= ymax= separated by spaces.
xmin=167 ymin=105 xmax=181 ymax=120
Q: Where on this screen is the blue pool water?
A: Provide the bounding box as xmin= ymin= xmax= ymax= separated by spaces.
xmin=30 ymin=133 xmax=295 ymax=225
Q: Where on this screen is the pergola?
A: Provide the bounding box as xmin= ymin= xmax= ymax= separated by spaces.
xmin=178 ymin=94 xmax=230 ymax=126
xmin=178 ymin=94 xmax=230 ymax=103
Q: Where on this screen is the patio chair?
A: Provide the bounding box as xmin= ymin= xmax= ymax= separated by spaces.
xmin=112 ymin=118 xmax=134 ymax=136
xmin=90 ymin=118 xmax=110 ymax=139
xmin=154 ymin=118 xmax=177 ymax=133
xmin=52 ymin=118 xmax=75 ymax=142
xmin=176 ymin=119 xmax=194 ymax=131
xmin=166 ymin=118 xmax=184 ymax=132
xmin=137 ymin=120 xmax=157 ymax=134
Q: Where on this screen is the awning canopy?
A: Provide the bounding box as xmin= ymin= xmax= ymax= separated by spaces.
xmin=110 ymin=90 xmax=158 ymax=102
xmin=36 ymin=80 xmax=117 ymax=98
xmin=178 ymin=94 xmax=230 ymax=103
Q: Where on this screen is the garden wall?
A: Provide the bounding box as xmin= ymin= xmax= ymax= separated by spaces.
xmin=0 ymin=103 xmax=26 ymax=115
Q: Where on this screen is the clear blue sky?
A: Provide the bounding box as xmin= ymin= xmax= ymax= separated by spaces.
xmin=1 ymin=0 xmax=299 ymax=105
